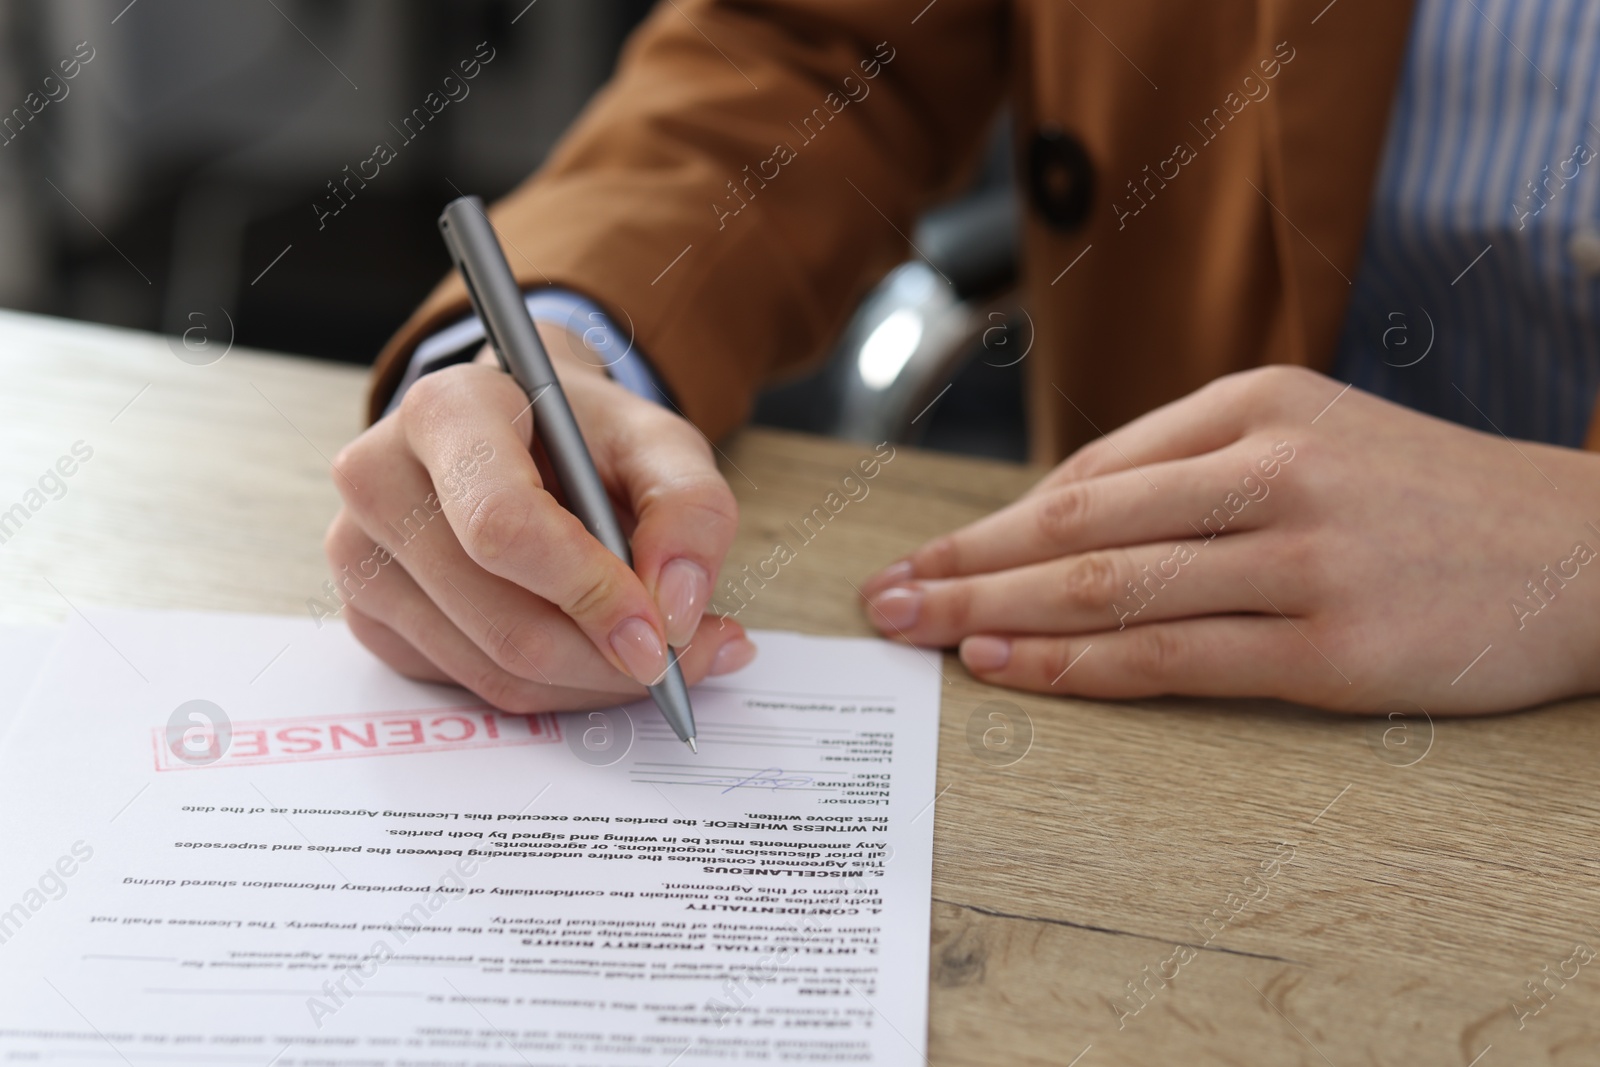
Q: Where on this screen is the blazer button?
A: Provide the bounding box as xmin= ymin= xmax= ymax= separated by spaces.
xmin=1569 ymin=228 xmax=1600 ymax=276
xmin=1028 ymin=126 xmax=1094 ymax=232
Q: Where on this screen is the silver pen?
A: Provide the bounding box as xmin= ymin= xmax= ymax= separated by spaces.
xmin=437 ymin=195 xmax=698 ymax=752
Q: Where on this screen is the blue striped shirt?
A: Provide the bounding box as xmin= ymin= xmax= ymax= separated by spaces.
xmin=1335 ymin=0 xmax=1600 ymax=446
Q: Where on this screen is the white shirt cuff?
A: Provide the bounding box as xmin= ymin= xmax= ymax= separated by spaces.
xmin=384 ymin=289 xmax=667 ymax=417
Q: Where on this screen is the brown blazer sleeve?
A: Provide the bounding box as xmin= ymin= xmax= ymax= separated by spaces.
xmin=367 ymin=0 xmax=1009 ymax=434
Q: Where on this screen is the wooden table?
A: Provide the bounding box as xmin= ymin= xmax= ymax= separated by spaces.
xmin=2 ymin=309 xmax=1597 ymax=1066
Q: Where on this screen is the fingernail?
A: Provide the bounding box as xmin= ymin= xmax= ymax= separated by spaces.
xmin=610 ymin=616 xmax=669 ymax=685
xmin=657 ymin=559 xmax=710 ymax=647
xmin=861 ymin=560 xmax=914 ymax=599
xmin=867 ymin=586 xmax=922 ymax=631
xmin=961 ymin=636 xmax=1011 ymax=673
xmin=709 ymin=636 xmax=758 ymax=676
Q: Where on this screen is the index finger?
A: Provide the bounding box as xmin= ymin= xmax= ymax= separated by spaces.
xmin=896 ymin=447 xmax=1274 ymax=582
xmin=600 ymin=405 xmax=739 ymax=647
xmin=397 ymin=364 xmax=672 ymax=687
xmin=1041 ymin=366 xmax=1330 ymax=490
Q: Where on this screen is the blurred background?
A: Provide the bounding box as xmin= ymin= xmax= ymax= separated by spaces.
xmin=0 ymin=0 xmax=1026 ymax=459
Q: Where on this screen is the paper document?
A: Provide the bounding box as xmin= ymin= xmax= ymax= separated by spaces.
xmin=0 ymin=609 xmax=942 ymax=1066
xmin=0 ymin=621 xmax=63 ymax=745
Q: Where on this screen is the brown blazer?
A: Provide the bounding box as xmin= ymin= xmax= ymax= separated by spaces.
xmin=369 ymin=0 xmax=1485 ymax=461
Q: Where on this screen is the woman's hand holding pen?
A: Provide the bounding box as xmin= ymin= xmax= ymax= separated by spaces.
xmin=324 ymin=324 xmax=756 ymax=712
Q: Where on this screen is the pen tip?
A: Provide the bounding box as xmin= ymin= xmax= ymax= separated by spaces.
xmin=686 ymin=737 xmax=698 ymax=755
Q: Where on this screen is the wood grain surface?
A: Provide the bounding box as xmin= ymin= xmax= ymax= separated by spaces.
xmin=1 ymin=309 xmax=1597 ymax=1066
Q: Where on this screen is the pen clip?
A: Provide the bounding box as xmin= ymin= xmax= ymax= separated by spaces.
xmin=438 ymin=198 xmax=515 ymax=378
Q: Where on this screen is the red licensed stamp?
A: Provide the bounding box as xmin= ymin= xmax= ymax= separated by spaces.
xmin=152 ymin=705 xmax=560 ymax=771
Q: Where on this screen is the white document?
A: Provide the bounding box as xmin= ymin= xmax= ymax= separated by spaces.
xmin=0 ymin=621 xmax=63 ymax=746
xmin=0 ymin=609 xmax=942 ymax=1066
